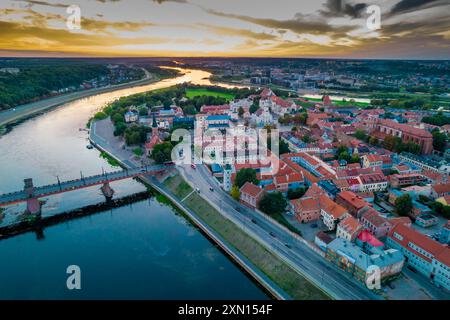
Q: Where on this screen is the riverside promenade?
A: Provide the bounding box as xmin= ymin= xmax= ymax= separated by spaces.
xmin=0 ymin=69 xmax=157 ymax=128
xmin=89 ymin=119 xmax=290 ymax=300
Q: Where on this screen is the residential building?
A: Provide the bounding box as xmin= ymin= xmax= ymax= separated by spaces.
xmin=320 ymin=195 xmax=349 ymax=230
xmin=431 ymin=183 xmax=450 ymax=200
xmin=124 ymin=110 xmax=139 ymax=123
xmin=239 ymin=182 xmax=265 ymax=209
xmin=362 ymin=154 xmax=383 ymax=168
xmin=336 ymin=190 xmax=371 ymax=217
xmin=387 ymin=223 xmax=450 ymax=291
xmin=359 ymin=207 xmax=393 ymax=238
xmin=359 ymin=173 xmax=388 ymax=192
xmin=315 ymin=231 xmax=334 ymax=252
xmin=326 ymin=238 xmax=405 ymax=285
xmin=389 ymin=173 xmax=427 ymax=188
xmin=439 ymin=221 xmax=450 ymax=245
xmin=415 ymin=214 xmax=439 ymax=228
xmin=290 ymin=197 xmax=321 ymax=223
xmin=337 ymin=216 xmax=363 ymax=241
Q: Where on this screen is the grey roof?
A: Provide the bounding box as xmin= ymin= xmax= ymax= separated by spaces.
xmin=328 ymin=238 xmax=404 ymax=270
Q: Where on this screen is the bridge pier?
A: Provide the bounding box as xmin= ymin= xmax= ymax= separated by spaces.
xmin=24 ymin=178 xmax=41 ymax=216
xmin=100 ymin=182 xmax=115 ymax=202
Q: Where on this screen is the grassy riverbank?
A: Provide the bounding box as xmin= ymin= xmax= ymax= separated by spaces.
xmin=163 ymin=174 xmax=330 ymax=300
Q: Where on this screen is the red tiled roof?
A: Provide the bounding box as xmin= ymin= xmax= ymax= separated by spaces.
xmin=240 ymin=182 xmax=264 ymax=198
xmin=320 ymin=194 xmax=348 ymax=219
xmin=388 ymin=223 xmax=450 ymax=266
xmin=364 ymin=154 xmax=383 ymax=163
xmin=379 ymin=119 xmax=433 ymax=138
xmin=433 ymin=183 xmax=450 ymax=195
xmin=361 ymin=208 xmax=390 ymax=227
xmin=304 ymin=183 xmax=326 ymax=198
xmin=357 ymin=230 xmax=384 ymax=247
xmin=337 ymin=190 xmax=370 ymax=210
xmin=339 ymin=216 xmax=362 ymax=234
xmin=291 ymin=197 xmax=320 ymax=212
xmin=359 ymin=173 xmax=387 ymax=184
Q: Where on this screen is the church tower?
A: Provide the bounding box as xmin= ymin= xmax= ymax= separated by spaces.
xmin=152 ymin=113 xmax=158 ymax=136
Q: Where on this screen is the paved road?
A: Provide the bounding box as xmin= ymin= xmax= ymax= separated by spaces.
xmin=178 ymin=163 xmax=381 ymax=300
xmin=0 ymin=68 xmax=155 ymax=127
xmin=91 ymin=118 xmax=379 ymax=300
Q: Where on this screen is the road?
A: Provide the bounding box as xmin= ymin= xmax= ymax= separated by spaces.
xmin=177 ymin=163 xmax=381 ymax=300
xmin=0 ymin=68 xmax=155 ymax=127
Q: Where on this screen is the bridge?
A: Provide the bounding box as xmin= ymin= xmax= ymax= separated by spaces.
xmin=0 ymin=164 xmax=173 ymax=215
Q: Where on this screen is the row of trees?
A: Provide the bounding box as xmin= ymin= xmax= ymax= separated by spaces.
xmin=0 ymin=63 xmax=110 ymax=110
xmin=278 ymin=112 xmax=308 ymax=126
xmin=383 ymin=136 xmax=421 ymax=155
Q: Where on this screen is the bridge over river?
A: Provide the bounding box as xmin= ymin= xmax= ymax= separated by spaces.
xmin=0 ymin=164 xmax=173 ymax=214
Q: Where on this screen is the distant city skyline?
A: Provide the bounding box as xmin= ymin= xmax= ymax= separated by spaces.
xmin=0 ymin=0 xmax=449 ymax=59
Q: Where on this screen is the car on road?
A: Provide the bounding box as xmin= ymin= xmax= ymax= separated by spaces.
xmin=251 ymin=219 xmax=257 ymax=224
xmin=235 ymin=207 xmax=241 ymax=212
xmin=310 ymin=223 xmax=318 ymax=228
xmin=209 ymin=187 xmax=214 ymax=192
xmin=191 ymin=164 xmax=196 ymax=169
xmin=196 ymin=188 xmax=200 ymax=193
xmin=269 ymin=232 xmax=276 ymax=237
xmin=284 ymin=243 xmax=292 ymax=249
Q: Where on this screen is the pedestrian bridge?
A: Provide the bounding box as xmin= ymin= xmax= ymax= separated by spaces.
xmin=0 ymin=164 xmax=173 ymax=212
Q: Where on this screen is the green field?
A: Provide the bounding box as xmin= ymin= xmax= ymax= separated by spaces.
xmin=163 ymin=174 xmax=329 ymax=300
xmin=185 ymin=89 xmax=235 ymax=101
xmin=301 ymin=96 xmax=369 ymax=107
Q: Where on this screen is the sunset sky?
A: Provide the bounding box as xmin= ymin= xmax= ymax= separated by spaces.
xmin=0 ymin=0 xmax=449 ymax=59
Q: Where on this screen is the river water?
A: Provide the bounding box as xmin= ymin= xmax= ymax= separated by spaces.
xmin=0 ymin=68 xmax=267 ymax=299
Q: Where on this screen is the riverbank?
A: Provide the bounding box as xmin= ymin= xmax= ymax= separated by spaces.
xmin=89 ymin=120 xmax=295 ymax=300
xmin=89 ymin=118 xmax=333 ymax=300
xmin=0 ymin=71 xmax=164 ymax=128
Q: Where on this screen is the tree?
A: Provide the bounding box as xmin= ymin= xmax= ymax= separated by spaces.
xmin=432 ymin=130 xmax=448 ymax=152
xmin=287 ymin=187 xmax=308 ymax=200
xmin=259 ymin=192 xmax=287 ymax=215
xmin=238 ymin=106 xmax=244 ymax=118
xmin=279 ymin=139 xmax=290 ymax=154
xmin=249 ymin=102 xmax=259 ymax=114
xmin=150 ymin=142 xmax=173 ymax=164
xmin=395 ymin=194 xmax=413 ymax=217
xmin=138 ymin=107 xmax=148 ymax=116
xmin=302 ymin=135 xmax=312 ymax=143
xmin=355 ymin=129 xmax=367 ymax=141
xmin=234 ymin=168 xmax=259 ymax=188
xmin=350 ymin=154 xmax=360 ymax=164
xmin=231 ymin=185 xmax=240 ymax=201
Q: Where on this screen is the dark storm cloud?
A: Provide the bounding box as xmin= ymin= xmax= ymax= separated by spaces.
xmin=389 ymin=0 xmax=440 ymax=15
xmin=14 ymin=0 xmax=67 ymax=8
xmin=205 ymin=8 xmax=355 ymax=37
xmin=319 ymin=0 xmax=367 ymax=18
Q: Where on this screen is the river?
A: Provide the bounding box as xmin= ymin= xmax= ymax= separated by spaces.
xmin=0 ymin=67 xmax=267 ymax=299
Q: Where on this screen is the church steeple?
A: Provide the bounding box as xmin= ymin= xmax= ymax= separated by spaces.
xmin=152 ymin=113 xmax=158 ymax=136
